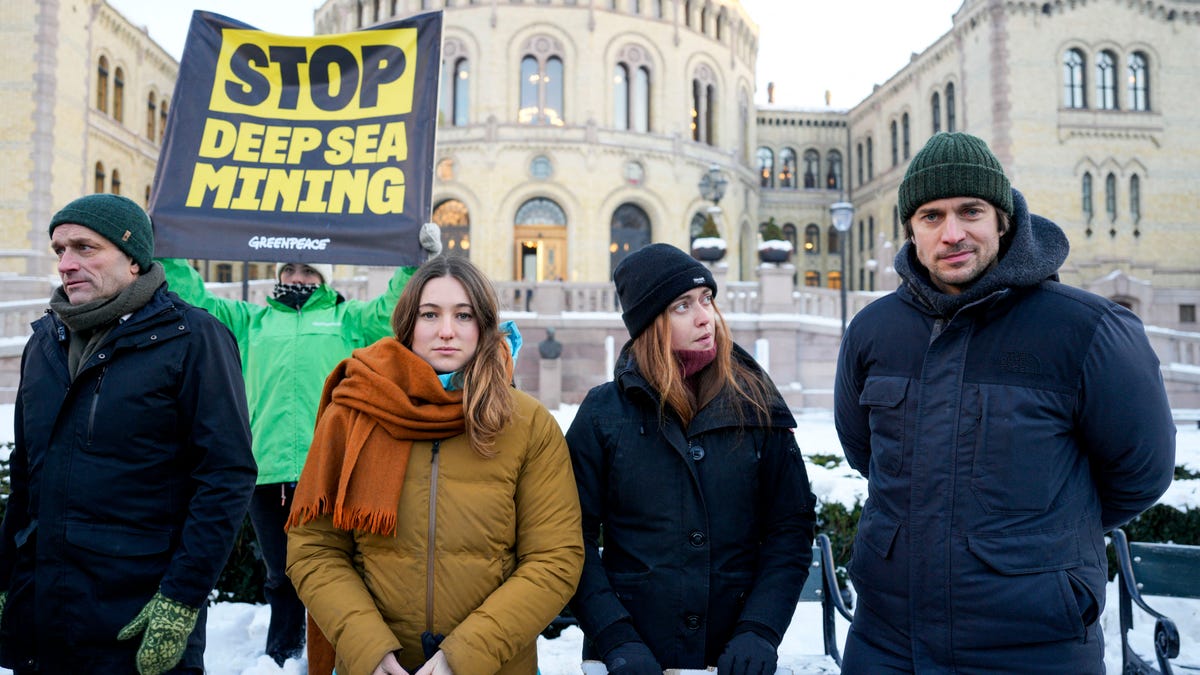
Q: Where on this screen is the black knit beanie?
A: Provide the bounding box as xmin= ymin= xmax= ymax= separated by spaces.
xmin=614 ymin=243 xmax=717 ymax=340
xmin=49 ymin=194 xmax=154 ymax=271
xmin=898 ymin=132 xmax=1013 ymax=224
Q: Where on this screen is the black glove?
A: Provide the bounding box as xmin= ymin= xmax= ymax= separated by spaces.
xmin=603 ymin=640 xmax=661 ymax=675
xmin=717 ymin=631 xmax=778 ymax=675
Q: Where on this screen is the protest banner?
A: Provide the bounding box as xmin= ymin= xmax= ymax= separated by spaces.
xmin=149 ymin=10 xmax=442 ymax=265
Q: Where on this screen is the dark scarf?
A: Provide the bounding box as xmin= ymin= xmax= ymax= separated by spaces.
xmin=272 ymin=282 xmax=319 ymax=309
xmin=893 ymin=188 xmax=1069 ymax=318
xmin=49 ymin=262 xmax=166 ymax=378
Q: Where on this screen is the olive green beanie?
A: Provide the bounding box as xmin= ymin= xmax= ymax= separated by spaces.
xmin=49 ymin=193 xmax=154 ymax=272
xmin=898 ymin=132 xmax=1012 ymax=224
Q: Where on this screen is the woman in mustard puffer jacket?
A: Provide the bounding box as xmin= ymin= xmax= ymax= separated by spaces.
xmin=286 ymin=255 xmax=583 ymax=675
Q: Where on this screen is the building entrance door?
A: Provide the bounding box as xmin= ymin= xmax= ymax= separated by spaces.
xmin=514 ymin=225 xmax=567 ymax=282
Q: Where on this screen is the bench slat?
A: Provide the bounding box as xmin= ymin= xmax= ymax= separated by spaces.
xmin=1130 ymin=541 xmax=1200 ymax=599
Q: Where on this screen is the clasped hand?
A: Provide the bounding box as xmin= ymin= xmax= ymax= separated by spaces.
xmin=372 ymin=649 xmax=453 ymax=675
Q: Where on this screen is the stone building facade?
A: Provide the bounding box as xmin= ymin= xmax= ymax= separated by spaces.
xmin=0 ymin=0 xmax=178 ymax=293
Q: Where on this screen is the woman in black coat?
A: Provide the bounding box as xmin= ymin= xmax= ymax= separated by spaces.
xmin=566 ymin=243 xmax=816 ymax=675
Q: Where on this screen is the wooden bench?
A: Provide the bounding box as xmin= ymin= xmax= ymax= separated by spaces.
xmin=1111 ymin=528 xmax=1200 ymax=674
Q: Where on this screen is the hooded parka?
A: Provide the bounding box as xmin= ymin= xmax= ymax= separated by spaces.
xmin=160 ymin=257 xmax=413 ymax=484
xmin=0 ymin=283 xmax=256 ymax=671
xmin=566 ymin=343 xmax=816 ymax=668
xmin=286 ymin=338 xmax=584 ymax=675
xmin=834 ymin=189 xmax=1176 ymax=672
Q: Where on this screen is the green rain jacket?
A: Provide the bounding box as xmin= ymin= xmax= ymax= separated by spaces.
xmin=160 ymin=258 xmax=414 ymax=485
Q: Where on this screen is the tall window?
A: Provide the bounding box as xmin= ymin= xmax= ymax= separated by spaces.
xmin=611 ymin=203 xmax=651 ymax=273
xmin=1130 ymin=174 xmax=1141 ymax=224
xmin=97 ymin=56 xmax=109 ymax=113
xmin=826 ymin=150 xmax=842 ymax=190
xmin=113 ymin=67 xmax=125 ymax=122
xmin=1064 ymin=48 xmax=1086 ymax=108
xmin=757 ymin=147 xmax=774 ymax=188
xmin=890 ymin=120 xmax=898 ymax=167
xmin=945 ymin=83 xmax=956 ymax=131
xmin=866 ymin=137 xmax=874 ymax=182
xmin=902 ymin=113 xmax=911 ymax=159
xmin=518 ymin=44 xmax=564 ymax=126
xmin=779 ymin=148 xmax=797 ymax=188
xmin=804 ymin=271 xmax=820 ymax=287
xmin=614 ymin=47 xmax=651 ymax=132
xmin=441 ymin=54 xmax=470 ymax=126
xmin=1128 ymin=52 xmax=1149 ymax=111
xmin=111 ymin=169 xmax=121 ymax=195
xmin=691 ymin=65 xmax=717 ymax=145
xmin=146 ymin=92 xmax=157 ymax=140
xmin=931 ymin=92 xmax=941 ymax=134
xmin=856 ymin=143 xmax=863 ymax=187
xmin=1082 ymin=172 xmax=1093 ymax=221
xmin=160 ymin=101 xmax=168 ymax=143
xmin=804 ymin=224 xmax=820 ymax=255
xmin=827 ymin=225 xmax=841 ymax=255
xmin=1105 ymin=172 xmax=1117 ymax=222
xmin=827 ymin=271 xmax=842 ymax=290
xmin=94 ymin=162 xmax=105 ymax=193
xmin=433 ymin=199 xmax=471 ymax=255
xmin=1096 ymin=50 xmax=1117 ymax=110
xmin=803 ymin=149 xmax=819 ymax=188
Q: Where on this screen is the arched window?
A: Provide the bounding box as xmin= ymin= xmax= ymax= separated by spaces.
xmin=691 ymin=65 xmax=717 ymax=145
xmin=94 ymin=162 xmax=105 ymax=193
xmin=113 ymin=67 xmax=125 ymax=122
xmin=432 ymin=199 xmax=471 ymax=255
xmin=890 ymin=120 xmax=899 ymax=167
xmin=441 ymin=51 xmax=470 ymax=126
xmin=160 ymin=101 xmax=168 ymax=143
xmin=827 ymin=225 xmax=841 ymax=255
xmin=756 ymin=147 xmax=774 ymax=188
xmin=96 ymin=56 xmax=109 ymax=112
xmin=147 ymin=92 xmax=157 ymax=140
xmin=144 ymin=185 xmax=151 ymax=207
xmin=614 ymin=46 xmax=652 ymax=132
xmin=1096 ymin=50 xmax=1117 ymax=110
xmin=111 ymin=169 xmax=121 ymax=195
xmin=804 ymin=224 xmax=820 ymax=255
xmin=1130 ymin=174 xmax=1141 ymax=224
xmin=1128 ymin=52 xmax=1150 ymax=111
xmin=779 ymin=148 xmax=797 ymax=189
xmin=945 ymin=83 xmax=956 ymax=131
xmin=654 ymin=0 xmax=664 ymax=19
xmin=866 ymin=137 xmax=874 ymax=182
xmin=902 ymin=113 xmax=911 ymax=159
xmin=1064 ymin=48 xmax=1086 ymax=108
xmin=783 ymin=222 xmax=797 ymax=254
xmin=931 ymin=92 xmax=941 ymax=134
xmin=803 ymin=149 xmax=819 ymax=188
xmin=516 ymin=197 xmax=567 ymax=226
xmin=684 ymin=0 xmax=693 ymax=28
xmin=804 ymin=271 xmax=820 ymax=287
xmin=856 ymin=143 xmax=863 ymax=187
xmin=1105 ymin=172 xmax=1117 ymax=222
xmin=610 ymin=203 xmax=652 ymax=274
xmin=515 ymin=197 xmax=567 ymax=282
xmin=518 ymin=41 xmax=565 ymax=126
xmin=826 ymin=150 xmax=842 ymax=190
xmin=1082 ymin=172 xmax=1093 ymax=222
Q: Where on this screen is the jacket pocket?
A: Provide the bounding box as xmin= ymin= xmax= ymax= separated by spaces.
xmin=955 ymin=528 xmax=1088 ymax=648
xmin=858 ymin=376 xmax=909 ymax=476
xmin=63 ymin=523 xmax=173 ymax=642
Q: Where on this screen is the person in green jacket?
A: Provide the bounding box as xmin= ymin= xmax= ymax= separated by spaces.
xmin=158 ymin=223 xmax=442 ymax=666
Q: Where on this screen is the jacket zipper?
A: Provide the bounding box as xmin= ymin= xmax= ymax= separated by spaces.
xmin=425 ymin=440 xmax=441 ymax=633
xmin=87 ymin=366 xmax=108 ymax=445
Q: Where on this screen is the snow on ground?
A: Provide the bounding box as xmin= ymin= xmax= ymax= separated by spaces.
xmin=1 ymin=405 xmax=1199 ymax=672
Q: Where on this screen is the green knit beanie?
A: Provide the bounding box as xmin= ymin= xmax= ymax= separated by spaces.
xmin=898 ymin=132 xmax=1012 ymax=225
xmin=49 ymin=194 xmax=154 ymax=271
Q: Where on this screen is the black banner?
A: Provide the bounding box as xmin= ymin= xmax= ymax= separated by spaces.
xmin=149 ymin=11 xmax=442 ymax=265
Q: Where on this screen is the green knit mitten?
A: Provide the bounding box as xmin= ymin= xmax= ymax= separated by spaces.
xmin=117 ymin=591 xmax=200 ymax=675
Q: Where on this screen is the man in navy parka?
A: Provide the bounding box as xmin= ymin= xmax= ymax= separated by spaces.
xmin=834 ymin=132 xmax=1175 ymax=673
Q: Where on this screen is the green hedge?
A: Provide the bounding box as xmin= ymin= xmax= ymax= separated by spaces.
xmin=0 ymin=444 xmax=1197 ymax=602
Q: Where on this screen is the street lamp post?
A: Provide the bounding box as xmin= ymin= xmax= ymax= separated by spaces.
xmin=830 ymin=201 xmax=855 ymax=335
xmin=698 ymin=163 xmax=728 ymax=206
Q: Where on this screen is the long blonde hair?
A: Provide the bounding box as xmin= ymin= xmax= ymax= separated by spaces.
xmin=629 ymin=297 xmax=772 ymax=428
xmin=391 ymin=256 xmax=513 ymax=457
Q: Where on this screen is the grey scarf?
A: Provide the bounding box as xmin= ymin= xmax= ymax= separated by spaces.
xmin=49 ymin=262 xmax=166 ymax=378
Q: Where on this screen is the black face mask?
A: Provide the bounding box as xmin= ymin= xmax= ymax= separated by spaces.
xmin=272 ymin=282 xmax=319 ymax=310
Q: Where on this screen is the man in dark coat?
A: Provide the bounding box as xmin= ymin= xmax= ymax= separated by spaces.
xmin=834 ymin=132 xmax=1176 ymax=673
xmin=0 ymin=194 xmax=257 ymax=674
